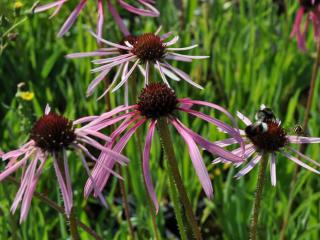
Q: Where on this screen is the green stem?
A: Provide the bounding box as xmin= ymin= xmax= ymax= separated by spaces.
xmin=69 ymin=207 xmax=80 ymax=240
xmin=250 ymin=155 xmax=268 ymax=240
xmin=117 ymin=165 xmax=135 ymax=239
xmin=157 ymin=119 xmax=202 ymax=240
xmin=279 ymin=38 xmax=320 ymax=240
xmin=166 ymin=159 xmax=188 ymax=240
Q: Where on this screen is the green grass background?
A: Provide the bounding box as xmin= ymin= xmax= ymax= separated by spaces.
xmin=1 ymin=0 xmax=320 ymax=239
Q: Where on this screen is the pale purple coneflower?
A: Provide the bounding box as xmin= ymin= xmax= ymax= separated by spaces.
xmin=0 ymin=105 xmax=128 ymax=223
xmin=66 ymin=28 xmax=209 ymax=103
xmin=291 ymin=0 xmax=320 ymax=50
xmin=213 ymin=105 xmax=320 ymax=185
xmin=81 ymin=83 xmax=245 ymax=212
xmin=34 ymin=0 xmax=159 ymax=37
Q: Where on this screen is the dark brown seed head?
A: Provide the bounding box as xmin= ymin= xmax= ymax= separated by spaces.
xmin=299 ymin=0 xmax=320 ymax=11
xmin=245 ymin=120 xmax=288 ymax=152
xmin=137 ymin=83 xmax=178 ymax=119
xmin=131 ymin=33 xmax=166 ymax=62
xmin=30 ymin=113 xmax=76 ymax=152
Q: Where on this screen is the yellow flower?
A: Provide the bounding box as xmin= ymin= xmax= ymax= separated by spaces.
xmin=18 ymin=91 xmax=34 ymax=101
xmin=14 ymin=1 xmax=23 ymax=9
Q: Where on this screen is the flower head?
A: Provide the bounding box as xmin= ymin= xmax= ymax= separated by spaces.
xmin=291 ymin=0 xmax=320 ymax=50
xmin=0 ymin=105 xmax=128 ymax=223
xmin=213 ymin=105 xmax=320 ymax=186
xmin=67 ymin=28 xmax=209 ymax=101
xmin=34 ymin=0 xmax=159 ymax=37
xmin=82 ymin=83 xmax=244 ymax=212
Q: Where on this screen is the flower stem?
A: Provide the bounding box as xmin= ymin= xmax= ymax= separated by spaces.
xmin=279 ymin=39 xmax=320 ymax=240
xmin=117 ymin=165 xmax=135 ymax=239
xmin=166 ymin=159 xmax=188 ymax=240
xmin=5 ymin=176 xmax=103 ymax=240
xmin=302 ymin=39 xmax=320 ymax=133
xmin=250 ymin=154 xmax=268 ymax=240
xmin=157 ymin=118 xmax=202 ymax=240
xmin=69 ymin=207 xmax=80 ymax=240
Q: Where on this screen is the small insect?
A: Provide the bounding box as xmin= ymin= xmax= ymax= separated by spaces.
xmin=245 ymin=121 xmax=268 ymax=137
xmin=255 ymin=104 xmax=277 ymax=123
xmin=292 ymin=125 xmax=304 ymax=136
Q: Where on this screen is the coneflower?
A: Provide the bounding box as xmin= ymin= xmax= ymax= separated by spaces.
xmin=82 ymin=83 xmax=244 ymax=211
xmin=213 ymin=105 xmax=320 ymax=185
xmin=0 ymin=105 xmax=128 ymax=222
xmin=291 ymin=0 xmax=320 ymax=50
xmin=67 ymin=28 xmax=208 ymax=101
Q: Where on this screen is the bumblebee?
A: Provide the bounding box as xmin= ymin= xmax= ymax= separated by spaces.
xmin=255 ymin=104 xmax=276 ymax=123
xmin=245 ymin=121 xmax=268 ymax=137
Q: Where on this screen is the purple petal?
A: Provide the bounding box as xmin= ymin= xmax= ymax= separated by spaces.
xmin=270 ymin=153 xmax=276 ymax=186
xmin=171 ymin=119 xmax=213 ymax=199
xmin=236 ymin=111 xmax=252 ymax=126
xmin=107 ymin=0 xmax=130 ymax=36
xmin=34 ymin=0 xmax=67 ymax=13
xmin=280 ymin=151 xmax=320 ymax=174
xmin=143 ymin=120 xmax=159 ymax=212
xmin=53 ymin=154 xmax=72 ymax=217
xmin=288 ymin=146 xmax=320 ymax=168
xmin=57 ymin=0 xmax=88 ymax=37
xmin=176 ymin=119 xmax=243 ymax=162
xmin=234 ymin=153 xmax=262 ymax=179
xmin=288 ymin=136 xmax=320 ymax=144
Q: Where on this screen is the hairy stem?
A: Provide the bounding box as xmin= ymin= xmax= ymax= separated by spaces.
xmin=250 ymin=155 xmax=268 ymax=240
xmin=279 ymin=39 xmax=320 ymax=240
xmin=157 ymin=119 xmax=202 ymax=240
xmin=5 ymin=176 xmax=103 ymax=240
xmin=166 ymin=158 xmax=188 ymax=240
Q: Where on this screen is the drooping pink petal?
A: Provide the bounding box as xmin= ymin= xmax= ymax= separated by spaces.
xmin=270 ymin=153 xmax=276 ymax=186
xmin=34 ymin=0 xmax=67 ymax=13
xmin=234 ymin=153 xmax=263 ymax=179
xmin=53 ymin=154 xmax=72 ymax=217
xmin=236 ymin=111 xmax=252 ymax=126
xmin=176 ymin=119 xmax=243 ymax=162
xmin=112 ymin=59 xmax=140 ymax=92
xmin=10 ymin=151 xmax=44 ymax=214
xmin=77 ymin=150 xmax=109 ymax=209
xmin=143 ymin=120 xmax=159 ymax=212
xmin=85 ymin=118 xmax=145 ymax=197
xmin=287 ymin=136 xmax=320 ymax=144
xmin=179 ymin=99 xmax=245 ymax=154
xmin=171 ymin=119 xmax=213 ymax=199
xmin=211 ymin=138 xmax=239 ymax=148
xmin=57 ymin=0 xmax=88 ymax=37
xmin=66 ymin=51 xmax=119 ymax=59
xmin=162 ymin=62 xmax=203 ymax=89
xmin=19 ymin=153 xmax=40 ymax=222
xmin=179 ymin=107 xmax=244 ymax=151
xmin=106 ymin=0 xmax=130 ymax=36
xmin=288 ymin=146 xmax=320 ymax=168
xmin=97 ymin=0 xmax=104 ymax=39
xmin=280 ymin=151 xmax=320 ymax=174
xmin=0 ymin=157 xmax=27 ymax=181
xmin=118 ymin=0 xmax=159 ymax=17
